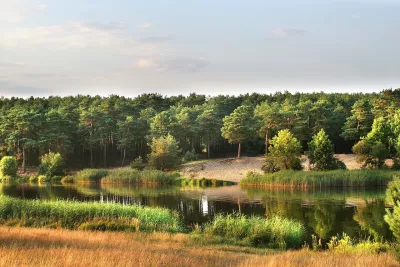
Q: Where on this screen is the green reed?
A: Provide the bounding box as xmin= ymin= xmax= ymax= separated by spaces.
xmin=0 ymin=195 xmax=182 ymax=233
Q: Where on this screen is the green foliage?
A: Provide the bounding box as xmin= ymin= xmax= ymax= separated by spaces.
xmin=0 ymin=156 xmax=18 ymax=178
xmin=262 ymin=130 xmax=302 ymax=173
xmin=201 ymin=214 xmax=305 ymax=248
xmin=37 ymin=175 xmax=50 ymax=183
xmin=308 ymin=129 xmax=346 ymax=171
xmin=101 ymin=168 xmax=180 ymax=185
xmin=182 ymin=149 xmax=199 ymax=163
xmin=74 ymin=169 xmax=110 ymax=182
xmin=147 ymin=134 xmax=181 ymax=170
xmin=221 ymin=105 xmax=256 ymax=157
xmin=341 ymin=99 xmax=373 ymax=141
xmin=130 ymin=156 xmax=145 ymax=170
xmin=38 ymin=152 xmax=65 ymax=177
xmin=241 ymin=169 xmax=400 ymax=187
xmin=353 ymin=140 xmax=389 ymax=168
xmin=77 ymin=217 xmax=140 ymax=232
xmin=0 ymin=195 xmax=182 ymax=233
xmin=384 ymin=177 xmax=400 ymax=241
xmin=327 ymin=233 xmax=389 ymax=253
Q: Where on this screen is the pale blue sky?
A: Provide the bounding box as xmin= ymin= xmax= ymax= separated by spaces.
xmin=1 ymin=0 xmax=399 ymax=97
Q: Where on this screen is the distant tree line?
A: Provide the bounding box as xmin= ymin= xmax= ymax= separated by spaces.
xmin=0 ymin=89 xmax=399 ymax=170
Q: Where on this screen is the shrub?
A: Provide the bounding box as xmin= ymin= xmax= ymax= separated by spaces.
xmin=38 ymin=175 xmax=50 ymax=183
xmin=263 ymin=130 xmax=302 ymax=173
xmin=131 ymin=156 xmax=145 ymax=170
xmin=38 ymin=152 xmax=64 ymax=177
xmin=182 ymin=149 xmax=199 ymax=163
xmin=201 ymin=214 xmax=305 ymax=248
xmin=61 ymin=176 xmax=75 ymax=183
xmin=0 ymin=156 xmax=18 ymax=178
xmin=148 ymin=134 xmax=181 ymax=170
xmin=29 ymin=175 xmax=38 ymax=183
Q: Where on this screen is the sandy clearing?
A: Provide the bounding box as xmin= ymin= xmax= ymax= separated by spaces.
xmin=179 ymin=154 xmax=379 ymax=183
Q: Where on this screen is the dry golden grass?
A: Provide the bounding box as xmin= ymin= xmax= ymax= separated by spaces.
xmin=0 ymin=227 xmax=398 ymax=267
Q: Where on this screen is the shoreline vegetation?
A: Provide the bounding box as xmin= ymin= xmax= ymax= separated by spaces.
xmin=240 ymin=170 xmax=400 ymax=188
xmin=0 ymin=226 xmax=397 ymax=267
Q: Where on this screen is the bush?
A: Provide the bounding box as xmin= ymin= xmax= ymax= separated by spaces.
xmin=201 ymin=214 xmax=305 ymax=248
xmin=0 ymin=156 xmax=18 ymax=178
xmin=38 ymin=175 xmax=50 ymax=183
xmin=148 ymin=134 xmax=181 ymax=170
xmin=182 ymin=149 xmax=199 ymax=163
xmin=263 ymin=130 xmax=303 ymax=173
xmin=131 ymin=156 xmax=145 ymax=170
xmin=38 ymin=152 xmax=64 ymax=178
xmin=353 ymin=140 xmax=389 ymax=169
xmin=29 ymin=175 xmax=38 ymax=183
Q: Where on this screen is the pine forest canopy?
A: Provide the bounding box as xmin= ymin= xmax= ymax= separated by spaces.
xmin=0 ymin=89 xmax=399 ymax=169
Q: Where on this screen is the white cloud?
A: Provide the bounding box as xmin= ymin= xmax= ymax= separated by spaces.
xmin=0 ymin=1 xmax=24 ymax=23
xmin=36 ymin=4 xmax=48 ymax=10
xmin=1 ymin=22 xmax=136 ymax=50
xmin=137 ymin=22 xmax=152 ymax=29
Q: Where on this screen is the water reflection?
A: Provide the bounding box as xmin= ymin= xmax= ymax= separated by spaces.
xmin=0 ymin=183 xmax=392 ymax=241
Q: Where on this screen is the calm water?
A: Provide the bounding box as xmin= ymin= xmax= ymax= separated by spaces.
xmin=0 ymin=183 xmax=392 ymax=241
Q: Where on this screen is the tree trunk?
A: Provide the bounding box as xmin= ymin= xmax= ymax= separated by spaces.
xmin=22 ymin=146 xmax=26 ymax=173
xmin=237 ymin=143 xmax=241 ymax=158
xmin=207 ymin=142 xmax=210 ymax=158
xmin=103 ymin=143 xmax=107 ymax=168
xmin=90 ymin=148 xmax=93 ymax=168
xmin=122 ymin=148 xmax=126 ymax=166
xmin=265 ymin=128 xmax=270 ymax=155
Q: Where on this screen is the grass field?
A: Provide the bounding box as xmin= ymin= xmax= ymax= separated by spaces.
xmin=0 ymin=227 xmax=397 ymax=267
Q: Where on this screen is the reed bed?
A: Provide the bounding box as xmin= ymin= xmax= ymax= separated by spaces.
xmin=240 ymin=170 xmax=400 ymax=188
xmin=181 ymin=177 xmax=235 ymax=187
xmin=101 ymin=169 xmax=181 ymax=184
xmin=74 ymin=169 xmax=110 ymax=182
xmin=0 ymin=195 xmax=182 ymax=233
xmin=199 ymin=214 xmax=305 ymax=248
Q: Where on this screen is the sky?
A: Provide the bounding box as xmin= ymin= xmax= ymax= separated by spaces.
xmin=1 ymin=0 xmax=400 ymax=98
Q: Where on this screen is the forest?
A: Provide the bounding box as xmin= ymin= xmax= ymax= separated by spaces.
xmin=0 ymin=89 xmax=399 ymax=170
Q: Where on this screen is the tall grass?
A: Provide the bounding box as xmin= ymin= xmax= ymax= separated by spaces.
xmin=0 ymin=195 xmax=182 ymax=233
xmin=199 ymin=214 xmax=305 ymax=248
xmin=74 ymin=169 xmax=109 ymax=182
xmin=240 ymin=170 xmax=400 ymax=188
xmin=101 ymin=169 xmax=180 ymax=185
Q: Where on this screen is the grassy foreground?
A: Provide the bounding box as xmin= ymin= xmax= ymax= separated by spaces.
xmin=241 ymin=170 xmax=400 ymax=188
xmin=0 ymin=227 xmax=397 ymax=267
xmin=0 ymin=195 xmax=182 ymax=232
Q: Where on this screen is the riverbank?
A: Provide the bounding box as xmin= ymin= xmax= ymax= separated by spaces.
xmin=0 ymin=227 xmax=397 ymax=267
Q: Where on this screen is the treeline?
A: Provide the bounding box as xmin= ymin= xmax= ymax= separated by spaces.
xmin=0 ymin=89 xmax=399 ymax=170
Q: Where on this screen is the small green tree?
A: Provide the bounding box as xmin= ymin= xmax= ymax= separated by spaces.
xmin=0 ymin=156 xmax=18 ymax=178
xmin=308 ymin=129 xmax=346 ymax=171
xmin=221 ymin=105 xmax=256 ymax=158
xmin=38 ymin=152 xmax=65 ymax=177
xmin=147 ymin=134 xmax=181 ymax=170
xmin=353 ymin=140 xmax=389 ymax=168
xmin=262 ymin=129 xmax=302 ymax=173
xmin=384 ymin=177 xmax=400 ymax=246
